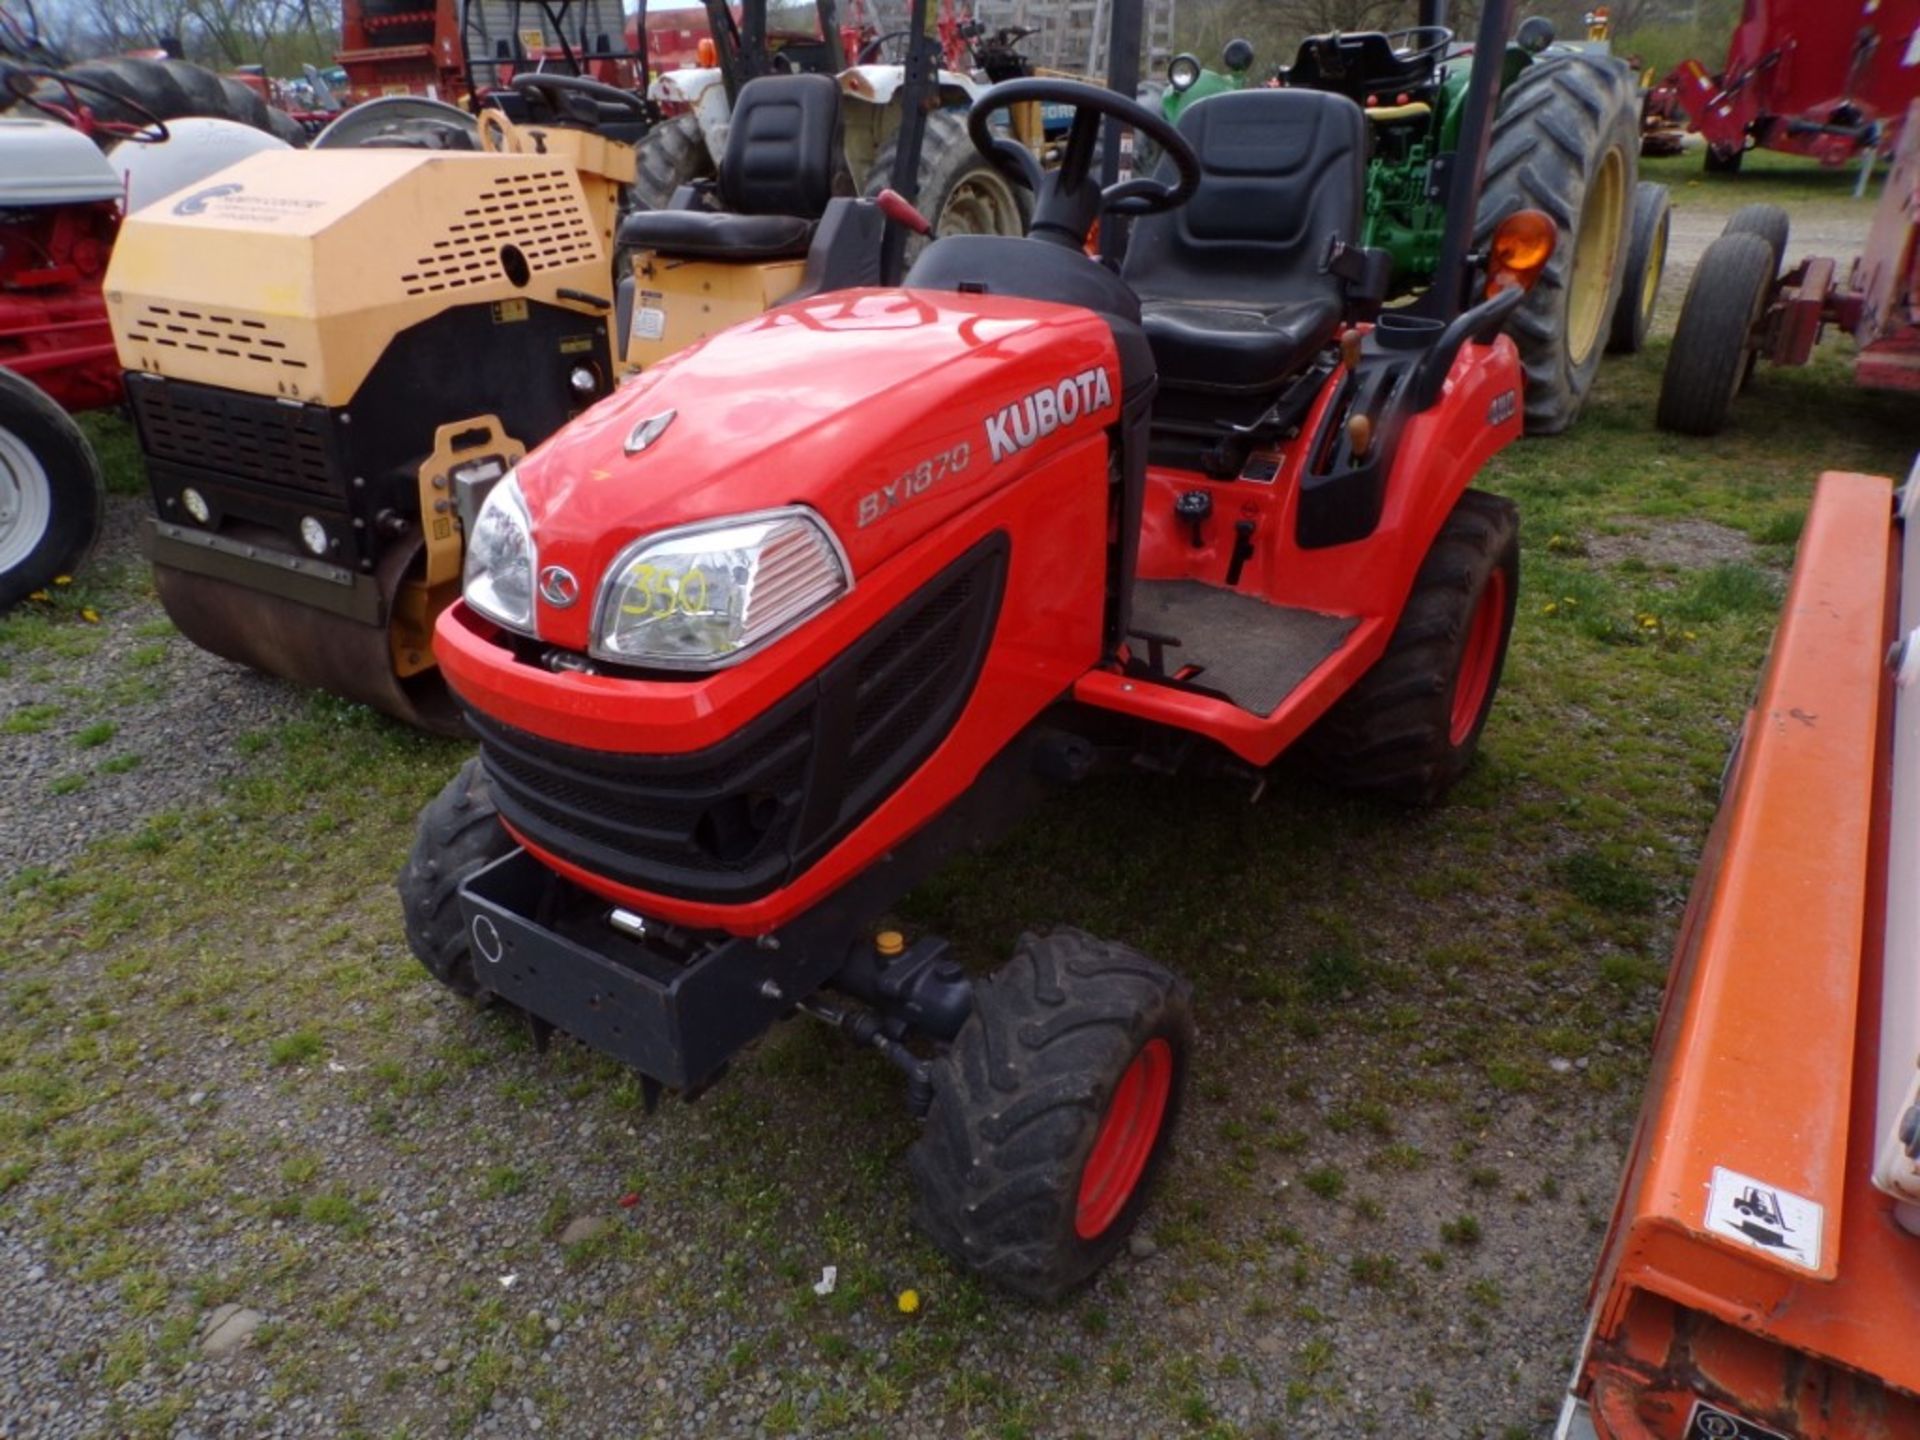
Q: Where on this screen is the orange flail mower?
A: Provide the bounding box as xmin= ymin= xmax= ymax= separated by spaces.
xmin=1558 ymin=461 xmax=1920 ymax=1439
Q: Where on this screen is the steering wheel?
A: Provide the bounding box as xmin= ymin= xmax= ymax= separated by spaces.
xmin=855 ymin=28 xmax=910 ymax=65
xmin=1381 ymin=25 xmax=1454 ymax=66
xmin=4 ymin=66 xmax=172 ymax=142
xmin=508 ymin=71 xmax=649 ymax=121
xmin=966 ymin=77 xmax=1199 ymax=220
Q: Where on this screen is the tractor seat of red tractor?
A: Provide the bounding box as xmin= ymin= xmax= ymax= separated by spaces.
xmin=616 ymin=72 xmax=849 ymax=262
xmin=1121 ymin=88 xmax=1371 ymax=398
xmin=901 ymin=76 xmax=1204 ymax=404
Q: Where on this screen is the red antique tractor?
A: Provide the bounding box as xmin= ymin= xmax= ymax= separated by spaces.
xmin=398 ymin=0 xmax=1554 ymax=1296
xmin=0 ymin=46 xmax=302 ymax=607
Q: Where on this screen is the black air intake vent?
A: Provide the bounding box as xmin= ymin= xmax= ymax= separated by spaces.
xmin=470 ymin=535 xmax=1008 ymax=904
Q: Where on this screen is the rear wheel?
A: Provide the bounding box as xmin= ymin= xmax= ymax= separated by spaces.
xmin=631 ymin=111 xmax=712 ymax=211
xmin=398 ymin=759 xmax=516 ymax=999
xmin=910 ymin=928 xmax=1193 ymax=1302
xmin=1476 ymin=53 xmax=1640 ymax=433
xmin=864 ymin=108 xmax=1030 ymax=269
xmin=1607 ymin=181 xmax=1670 ymax=354
xmin=1302 ymin=490 xmax=1520 ymax=805
xmin=0 ymin=369 xmax=104 ymax=611
xmin=2 ymin=58 xmax=301 ymax=145
xmin=1722 ymin=202 xmax=1790 ymax=276
xmin=1655 ymin=231 xmax=1774 ymax=436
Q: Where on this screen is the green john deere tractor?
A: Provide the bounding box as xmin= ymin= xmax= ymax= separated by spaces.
xmin=1156 ymin=12 xmax=1669 ymax=433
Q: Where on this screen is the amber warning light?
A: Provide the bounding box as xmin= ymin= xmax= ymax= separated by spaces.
xmin=1486 ymin=209 xmax=1555 ymax=295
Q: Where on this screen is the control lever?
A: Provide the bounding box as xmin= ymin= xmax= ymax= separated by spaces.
xmin=1226 ymin=517 xmax=1256 ymax=586
xmin=875 ymin=188 xmax=933 ymax=237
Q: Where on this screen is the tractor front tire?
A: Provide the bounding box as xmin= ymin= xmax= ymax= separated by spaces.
xmin=1302 ymin=490 xmax=1520 ymax=805
xmin=865 ymin=108 xmax=1030 ymax=269
xmin=910 ymin=928 xmax=1193 ymax=1303
xmin=0 ymin=368 xmax=105 ymax=612
xmin=397 ymin=759 xmax=516 ymax=999
xmin=1607 ymin=181 xmax=1670 ymax=354
xmin=632 ymin=112 xmax=713 ymax=212
xmin=1477 ymin=53 xmax=1640 ymax=433
xmin=1655 ymin=231 xmax=1775 ymax=437
xmin=1722 ymin=202 xmax=1790 ymax=277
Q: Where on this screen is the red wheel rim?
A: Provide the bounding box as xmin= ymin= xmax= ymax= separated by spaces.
xmin=1448 ymin=569 xmax=1507 ymax=748
xmin=1074 ymin=1037 xmax=1174 ymax=1241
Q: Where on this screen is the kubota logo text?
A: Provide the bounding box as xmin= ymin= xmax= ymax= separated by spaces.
xmin=984 ymin=367 xmax=1113 ymax=464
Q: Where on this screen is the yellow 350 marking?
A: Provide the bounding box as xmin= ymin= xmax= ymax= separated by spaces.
xmin=620 ymin=564 xmax=709 ymax=619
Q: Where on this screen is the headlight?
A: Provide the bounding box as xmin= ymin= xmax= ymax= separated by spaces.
xmin=1168 ymin=53 xmax=1201 ymax=92
xmin=463 ymin=471 xmax=538 ymax=633
xmin=592 ymin=506 xmax=849 ymax=669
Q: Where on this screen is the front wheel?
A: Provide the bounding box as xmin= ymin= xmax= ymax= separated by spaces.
xmin=0 ymin=368 xmax=104 ymax=611
xmin=397 ymin=759 xmax=516 ymax=998
xmin=1301 ymin=490 xmax=1520 ymax=805
xmin=910 ymin=928 xmax=1193 ymax=1303
xmin=1655 ymin=231 xmax=1774 ymax=437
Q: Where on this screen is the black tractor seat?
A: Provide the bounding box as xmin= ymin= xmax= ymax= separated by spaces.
xmin=1121 ymin=88 xmax=1368 ymax=396
xmin=618 ymin=72 xmax=848 ymax=262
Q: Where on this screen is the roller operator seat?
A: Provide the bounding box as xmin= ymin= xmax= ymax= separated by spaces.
xmin=1120 ymin=87 xmax=1368 ymax=396
xmin=616 ymin=72 xmax=849 ymax=262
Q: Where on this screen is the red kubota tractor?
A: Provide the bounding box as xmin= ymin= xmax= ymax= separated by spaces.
xmin=397 ymin=0 xmax=1554 ymax=1297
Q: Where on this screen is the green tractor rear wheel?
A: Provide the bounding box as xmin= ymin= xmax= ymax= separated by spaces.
xmin=1608 ymin=181 xmax=1671 ymax=355
xmin=1475 ymin=53 xmax=1640 ymax=434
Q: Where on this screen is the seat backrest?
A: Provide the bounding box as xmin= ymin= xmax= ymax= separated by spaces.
xmin=718 ymin=73 xmax=845 ymax=219
xmin=1121 ymin=88 xmax=1367 ymax=309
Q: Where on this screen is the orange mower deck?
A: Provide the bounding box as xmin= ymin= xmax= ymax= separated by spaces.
xmin=1558 ymin=467 xmax=1920 ymax=1439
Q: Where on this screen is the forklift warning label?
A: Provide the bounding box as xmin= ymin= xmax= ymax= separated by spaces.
xmin=984 ymin=367 xmax=1112 ymax=464
xmin=1704 ymin=1165 xmax=1823 ymax=1270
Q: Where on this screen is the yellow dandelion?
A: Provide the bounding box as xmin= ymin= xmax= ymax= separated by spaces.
xmin=28 ymin=590 xmax=49 ymax=603
xmin=80 ymin=607 xmax=101 ymax=624
xmin=896 ymin=1289 xmax=921 ymax=1315
xmin=1543 ymin=603 xmax=1559 ymax=615
xmin=53 ymin=575 xmax=72 ymax=586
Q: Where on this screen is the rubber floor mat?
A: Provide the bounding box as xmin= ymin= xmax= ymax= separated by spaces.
xmin=1131 ymin=579 xmax=1358 ymax=717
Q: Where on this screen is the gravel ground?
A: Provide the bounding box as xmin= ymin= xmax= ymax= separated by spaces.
xmin=0 ymin=163 xmax=1898 ymax=1440
xmin=0 ymin=497 xmax=300 ymax=881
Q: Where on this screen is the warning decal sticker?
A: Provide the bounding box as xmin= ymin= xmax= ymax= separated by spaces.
xmin=1684 ymin=1399 xmax=1791 ymax=1440
xmin=1704 ymin=1165 xmax=1824 ymax=1270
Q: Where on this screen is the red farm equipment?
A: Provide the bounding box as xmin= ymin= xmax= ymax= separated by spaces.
xmin=335 ymin=0 xmax=712 ymax=106
xmin=1657 ymin=97 xmax=1920 ymax=434
xmin=1650 ymin=0 xmax=1920 ymax=171
xmin=392 ymin=0 xmax=1568 ymax=1299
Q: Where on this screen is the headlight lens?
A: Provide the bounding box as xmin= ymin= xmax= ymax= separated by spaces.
xmin=592 ymin=506 xmax=849 ymax=668
xmin=1168 ymin=54 xmax=1200 ymax=91
xmin=463 ymin=471 xmax=538 ymax=633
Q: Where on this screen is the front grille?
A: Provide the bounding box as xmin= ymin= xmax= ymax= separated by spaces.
xmin=127 ymin=376 xmax=346 ymax=496
xmin=471 ymin=535 xmax=1008 ymax=904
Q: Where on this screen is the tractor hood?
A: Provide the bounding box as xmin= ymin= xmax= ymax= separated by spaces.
xmin=512 ymin=287 xmax=1123 ymax=656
